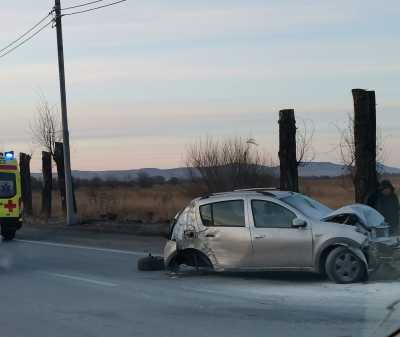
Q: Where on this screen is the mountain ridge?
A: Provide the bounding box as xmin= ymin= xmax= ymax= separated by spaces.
xmin=31 ymin=161 xmax=400 ymax=181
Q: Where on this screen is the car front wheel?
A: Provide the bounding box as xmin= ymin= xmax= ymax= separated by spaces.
xmin=325 ymin=246 xmax=366 ymax=284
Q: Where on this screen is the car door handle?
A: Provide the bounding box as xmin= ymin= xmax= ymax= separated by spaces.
xmin=254 ymin=234 xmax=266 ymax=239
xmin=205 ymin=233 xmax=215 ymax=238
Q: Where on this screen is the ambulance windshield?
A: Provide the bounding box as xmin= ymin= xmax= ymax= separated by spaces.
xmin=0 ymin=173 xmax=16 ymax=198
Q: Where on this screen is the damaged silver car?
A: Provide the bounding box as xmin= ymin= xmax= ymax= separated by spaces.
xmin=164 ymin=189 xmax=400 ymax=283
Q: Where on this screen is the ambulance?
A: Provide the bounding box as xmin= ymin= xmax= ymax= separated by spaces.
xmin=0 ymin=151 xmax=22 ymax=240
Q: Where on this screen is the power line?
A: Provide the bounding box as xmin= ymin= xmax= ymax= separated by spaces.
xmin=61 ymin=0 xmax=105 ymax=11
xmin=0 ymin=20 xmax=53 ymax=59
xmin=0 ymin=11 xmax=53 ymax=55
xmin=61 ymin=0 xmax=127 ymax=17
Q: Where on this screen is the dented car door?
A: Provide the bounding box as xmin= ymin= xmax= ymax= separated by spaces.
xmin=198 ymin=198 xmax=253 ymax=270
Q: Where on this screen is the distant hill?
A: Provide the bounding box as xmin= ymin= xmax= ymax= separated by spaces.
xmin=31 ymin=162 xmax=400 ymax=181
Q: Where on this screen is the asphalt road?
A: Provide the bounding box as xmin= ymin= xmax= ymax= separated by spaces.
xmin=0 ymin=236 xmax=399 ymax=337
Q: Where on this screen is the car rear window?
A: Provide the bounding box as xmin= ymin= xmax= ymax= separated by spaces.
xmin=0 ymin=173 xmax=16 ymax=198
xmin=200 ymin=200 xmax=245 ymax=227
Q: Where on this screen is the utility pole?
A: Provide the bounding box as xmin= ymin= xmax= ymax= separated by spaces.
xmin=54 ymin=0 xmax=76 ymax=225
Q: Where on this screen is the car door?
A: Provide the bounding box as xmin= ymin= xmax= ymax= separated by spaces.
xmin=249 ymin=199 xmax=313 ymax=269
xmin=198 ymin=199 xmax=253 ymax=269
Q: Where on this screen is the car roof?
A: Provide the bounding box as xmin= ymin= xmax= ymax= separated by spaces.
xmin=196 ymin=188 xmax=295 ymax=203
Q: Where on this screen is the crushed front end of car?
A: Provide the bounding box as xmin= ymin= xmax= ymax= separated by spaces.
xmin=368 ymin=237 xmax=400 ymax=271
xmin=322 ymin=204 xmax=400 ymax=275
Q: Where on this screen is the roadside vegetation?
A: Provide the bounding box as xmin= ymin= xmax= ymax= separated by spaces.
xmin=27 ymin=174 xmax=400 ymax=226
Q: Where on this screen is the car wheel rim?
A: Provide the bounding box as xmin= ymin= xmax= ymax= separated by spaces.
xmin=334 ymin=252 xmax=361 ymax=282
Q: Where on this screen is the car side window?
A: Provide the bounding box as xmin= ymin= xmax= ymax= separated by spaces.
xmin=200 ymin=200 xmax=245 ymax=227
xmin=199 ymin=204 xmax=212 ymax=226
xmin=251 ymin=200 xmax=296 ymax=228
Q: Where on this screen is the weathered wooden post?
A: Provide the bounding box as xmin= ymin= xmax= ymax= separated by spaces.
xmin=54 ymin=142 xmax=77 ymax=213
xmin=19 ymin=152 xmax=33 ymax=216
xmin=279 ymin=109 xmax=299 ymax=192
xmin=54 ymin=142 xmax=66 ymax=213
xmin=352 ymin=89 xmax=377 ymax=203
xmin=41 ymin=151 xmax=52 ymax=219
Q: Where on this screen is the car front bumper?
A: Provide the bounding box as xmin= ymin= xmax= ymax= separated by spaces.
xmin=368 ymin=237 xmax=400 ymax=269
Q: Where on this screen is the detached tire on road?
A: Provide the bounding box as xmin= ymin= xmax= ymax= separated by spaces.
xmin=325 ymin=246 xmax=366 ymax=284
xmin=137 ymin=255 xmax=165 ymax=271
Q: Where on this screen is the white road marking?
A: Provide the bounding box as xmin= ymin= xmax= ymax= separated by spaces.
xmin=16 ymin=239 xmax=157 ymax=256
xmin=42 ymin=272 xmax=118 ymax=287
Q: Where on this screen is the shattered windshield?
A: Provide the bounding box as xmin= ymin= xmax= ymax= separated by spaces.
xmin=282 ymin=194 xmax=332 ymax=219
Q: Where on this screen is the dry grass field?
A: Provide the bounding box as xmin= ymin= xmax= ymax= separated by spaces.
xmin=31 ymin=176 xmax=400 ymax=224
xmin=32 ymin=184 xmax=200 ymax=224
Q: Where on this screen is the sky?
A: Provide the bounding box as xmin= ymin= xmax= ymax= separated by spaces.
xmin=0 ymin=0 xmax=400 ymax=171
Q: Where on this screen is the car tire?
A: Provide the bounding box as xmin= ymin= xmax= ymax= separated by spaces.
xmin=137 ymin=255 xmax=165 ymax=271
xmin=325 ymin=246 xmax=366 ymax=284
xmin=1 ymin=228 xmax=16 ymax=241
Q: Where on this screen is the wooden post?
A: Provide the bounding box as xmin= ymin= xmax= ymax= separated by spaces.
xmin=54 ymin=142 xmax=66 ymax=213
xmin=41 ymin=151 xmax=52 ymax=219
xmin=279 ymin=109 xmax=299 ymax=192
xmin=54 ymin=142 xmax=77 ymax=213
xmin=352 ymin=89 xmax=377 ymax=203
xmin=19 ymin=153 xmax=33 ymax=216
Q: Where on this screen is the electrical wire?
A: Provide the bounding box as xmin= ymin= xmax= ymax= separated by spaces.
xmin=61 ymin=0 xmax=105 ymax=11
xmin=61 ymin=0 xmax=127 ymax=17
xmin=0 ymin=11 xmax=53 ymax=54
xmin=0 ymin=20 xmax=53 ymax=59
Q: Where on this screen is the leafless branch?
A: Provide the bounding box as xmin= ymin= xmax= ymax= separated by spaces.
xmin=186 ymin=137 xmax=275 ymax=193
xmin=30 ymin=98 xmax=62 ymax=158
xmin=296 ymin=118 xmax=315 ymax=167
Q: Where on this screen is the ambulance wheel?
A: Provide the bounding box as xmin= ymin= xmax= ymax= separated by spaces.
xmin=1 ymin=228 xmax=16 ymax=241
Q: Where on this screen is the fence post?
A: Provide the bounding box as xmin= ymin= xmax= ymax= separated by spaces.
xmin=352 ymin=89 xmax=377 ymax=203
xmin=19 ymin=152 xmax=33 ymax=216
xmin=279 ymin=109 xmax=299 ymax=192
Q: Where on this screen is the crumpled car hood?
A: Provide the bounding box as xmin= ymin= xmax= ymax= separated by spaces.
xmin=321 ymin=203 xmax=386 ymax=228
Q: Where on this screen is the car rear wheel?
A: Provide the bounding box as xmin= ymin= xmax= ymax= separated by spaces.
xmin=325 ymin=246 xmax=366 ymax=284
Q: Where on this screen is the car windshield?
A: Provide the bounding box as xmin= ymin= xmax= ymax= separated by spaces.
xmin=281 ymin=194 xmax=332 ymax=219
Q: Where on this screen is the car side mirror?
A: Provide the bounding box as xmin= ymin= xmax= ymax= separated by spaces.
xmin=292 ymin=218 xmax=307 ymax=228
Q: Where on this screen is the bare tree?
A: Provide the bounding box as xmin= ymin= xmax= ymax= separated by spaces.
xmin=296 ymin=118 xmax=315 ymax=167
xmin=31 ymin=99 xmax=62 ymax=157
xmin=31 ymin=98 xmax=76 ymax=214
xmin=186 ymin=137 xmax=275 ymax=193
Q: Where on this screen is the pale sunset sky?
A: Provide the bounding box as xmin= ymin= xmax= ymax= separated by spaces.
xmin=1 ymin=0 xmax=399 ymax=171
